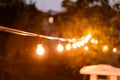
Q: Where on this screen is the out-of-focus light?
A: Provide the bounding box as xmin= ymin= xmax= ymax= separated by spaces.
xmin=48 ymin=16 xmax=54 ymax=23
xmin=103 ymin=45 xmax=108 ymax=52
xmin=95 ymin=40 xmax=98 ymax=44
xmin=81 ymin=41 xmax=85 ymax=46
xmin=83 ymin=34 xmax=92 ymax=43
xmin=66 ymin=43 xmax=71 ymax=51
xmin=91 ymin=39 xmax=95 ymax=43
xmin=76 ymin=41 xmax=82 ymax=47
xmin=84 ymin=46 xmax=89 ymax=51
xmin=36 ymin=44 xmax=45 ymax=55
xmin=113 ymin=48 xmax=117 ymax=53
xmin=87 ymin=34 xmax=92 ymax=39
xmin=57 ymin=44 xmax=64 ymax=52
xmin=72 ymin=43 xmax=77 ymax=49
xmin=84 ymin=38 xmax=89 ymax=43
xmin=71 ymin=38 xmax=76 ymax=42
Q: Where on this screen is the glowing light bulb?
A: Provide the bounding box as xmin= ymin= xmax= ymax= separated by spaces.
xmin=57 ymin=44 xmax=64 ymax=52
xmin=66 ymin=43 xmax=71 ymax=51
xmin=48 ymin=16 xmax=54 ymax=23
xmin=86 ymin=34 xmax=92 ymax=39
xmin=81 ymin=41 xmax=85 ymax=46
xmin=91 ymin=39 xmax=95 ymax=43
xmin=103 ymin=45 xmax=108 ymax=52
xmin=71 ymin=38 xmax=76 ymax=42
xmin=84 ymin=46 xmax=89 ymax=51
xmin=76 ymin=41 xmax=82 ymax=47
xmin=83 ymin=34 xmax=92 ymax=43
xmin=113 ymin=48 xmax=117 ymax=53
xmin=72 ymin=43 xmax=77 ymax=49
xmin=95 ymin=40 xmax=98 ymax=44
xmin=36 ymin=44 xmax=45 ymax=55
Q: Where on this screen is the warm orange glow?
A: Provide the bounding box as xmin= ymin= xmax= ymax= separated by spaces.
xmin=66 ymin=43 xmax=71 ymax=51
xmin=113 ymin=48 xmax=117 ymax=53
xmin=83 ymin=34 xmax=92 ymax=43
xmin=95 ymin=40 xmax=98 ymax=44
xmin=72 ymin=43 xmax=77 ymax=49
xmin=57 ymin=44 xmax=64 ymax=52
xmin=76 ymin=41 xmax=82 ymax=47
xmin=36 ymin=44 xmax=45 ymax=55
xmin=87 ymin=34 xmax=92 ymax=39
xmin=91 ymin=39 xmax=95 ymax=43
xmin=71 ymin=38 xmax=76 ymax=42
xmin=84 ymin=46 xmax=89 ymax=51
xmin=81 ymin=41 xmax=85 ymax=46
xmin=103 ymin=45 xmax=108 ymax=52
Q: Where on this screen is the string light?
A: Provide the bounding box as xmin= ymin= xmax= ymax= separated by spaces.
xmin=86 ymin=34 xmax=92 ymax=39
xmin=0 ymin=26 xmax=119 ymax=55
xmin=83 ymin=34 xmax=92 ymax=43
xmin=84 ymin=46 xmax=89 ymax=51
xmin=57 ymin=43 xmax=64 ymax=52
xmin=113 ymin=48 xmax=117 ymax=53
xmin=72 ymin=43 xmax=77 ymax=49
xmin=0 ymin=26 xmax=74 ymax=42
xmin=103 ymin=45 xmax=108 ymax=52
xmin=94 ymin=40 xmax=98 ymax=44
xmin=36 ymin=44 xmax=45 ymax=55
xmin=91 ymin=39 xmax=98 ymax=44
xmin=91 ymin=39 xmax=95 ymax=43
xmin=66 ymin=43 xmax=71 ymax=51
xmin=48 ymin=16 xmax=54 ymax=23
xmin=76 ymin=41 xmax=82 ymax=47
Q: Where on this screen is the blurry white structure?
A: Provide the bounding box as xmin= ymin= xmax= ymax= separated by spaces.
xmin=80 ymin=64 xmax=120 ymax=80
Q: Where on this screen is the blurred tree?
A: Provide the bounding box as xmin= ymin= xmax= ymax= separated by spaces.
xmin=53 ymin=0 xmax=120 ymax=69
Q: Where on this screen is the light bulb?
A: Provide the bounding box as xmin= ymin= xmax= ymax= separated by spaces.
xmin=57 ymin=44 xmax=64 ymax=52
xmin=66 ymin=43 xmax=71 ymax=51
xmin=72 ymin=43 xmax=77 ymax=49
xmin=81 ymin=41 xmax=85 ymax=46
xmin=95 ymin=40 xmax=98 ymax=44
xmin=84 ymin=46 xmax=89 ymax=51
xmin=86 ymin=34 xmax=92 ymax=40
xmin=91 ymin=39 xmax=95 ymax=43
xmin=103 ymin=45 xmax=108 ymax=52
xmin=48 ymin=16 xmax=54 ymax=23
xmin=113 ymin=48 xmax=117 ymax=53
xmin=76 ymin=41 xmax=82 ymax=47
xmin=36 ymin=44 xmax=45 ymax=55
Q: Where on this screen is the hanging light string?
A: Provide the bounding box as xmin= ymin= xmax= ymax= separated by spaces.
xmin=0 ymin=26 xmax=73 ymax=42
xmin=0 ymin=26 xmax=119 ymax=55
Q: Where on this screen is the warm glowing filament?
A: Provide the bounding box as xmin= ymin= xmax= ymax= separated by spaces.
xmin=103 ymin=45 xmax=108 ymax=52
xmin=91 ymin=39 xmax=95 ymax=43
xmin=36 ymin=44 xmax=45 ymax=55
xmin=86 ymin=34 xmax=92 ymax=39
xmin=95 ymin=40 xmax=98 ymax=44
xmin=113 ymin=48 xmax=117 ymax=53
xmin=77 ymin=42 xmax=82 ymax=47
xmin=81 ymin=41 xmax=85 ymax=46
xmin=66 ymin=43 xmax=71 ymax=51
xmin=72 ymin=43 xmax=77 ymax=49
xmin=57 ymin=44 xmax=64 ymax=52
xmin=84 ymin=46 xmax=89 ymax=51
xmin=71 ymin=38 xmax=76 ymax=42
xmin=83 ymin=34 xmax=92 ymax=43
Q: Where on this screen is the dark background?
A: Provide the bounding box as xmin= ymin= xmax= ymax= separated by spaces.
xmin=0 ymin=0 xmax=120 ymax=80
